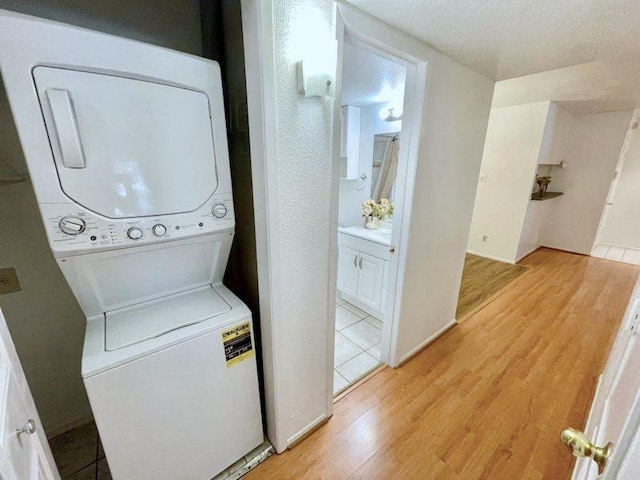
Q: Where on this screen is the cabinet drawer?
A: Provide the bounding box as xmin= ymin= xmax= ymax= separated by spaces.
xmin=338 ymin=233 xmax=391 ymax=261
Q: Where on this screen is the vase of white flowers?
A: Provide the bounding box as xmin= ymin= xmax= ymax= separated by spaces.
xmin=361 ymin=199 xmax=380 ymax=229
xmin=378 ymin=198 xmax=394 ymax=225
xmin=361 ymin=198 xmax=393 ymax=230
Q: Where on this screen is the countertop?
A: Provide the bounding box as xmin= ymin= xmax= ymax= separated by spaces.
xmin=338 ymin=225 xmax=392 ymax=246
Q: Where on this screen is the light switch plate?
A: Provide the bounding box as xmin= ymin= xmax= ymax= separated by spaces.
xmin=0 ymin=268 xmax=21 ymax=295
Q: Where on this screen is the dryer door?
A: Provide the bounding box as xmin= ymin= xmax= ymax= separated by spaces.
xmin=32 ymin=66 xmax=218 ymax=218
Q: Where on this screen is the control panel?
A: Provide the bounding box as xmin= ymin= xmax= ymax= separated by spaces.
xmin=42 ymin=194 xmax=235 ymax=256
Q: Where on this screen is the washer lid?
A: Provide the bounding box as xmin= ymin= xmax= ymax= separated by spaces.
xmin=33 ymin=66 xmax=218 ymax=218
xmin=105 ymin=286 xmax=231 ymax=351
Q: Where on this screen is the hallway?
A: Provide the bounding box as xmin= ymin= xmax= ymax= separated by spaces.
xmin=245 ymin=248 xmax=639 ymax=479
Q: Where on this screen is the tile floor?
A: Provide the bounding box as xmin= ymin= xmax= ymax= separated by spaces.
xmin=333 ymin=297 xmax=383 ymax=396
xmin=48 ymin=421 xmax=110 ymax=479
xmin=591 ymin=244 xmax=640 ymax=265
xmin=49 ymin=420 xmax=273 ymax=480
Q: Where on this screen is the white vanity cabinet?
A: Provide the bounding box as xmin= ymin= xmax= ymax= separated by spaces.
xmin=337 ymin=229 xmax=391 ymax=320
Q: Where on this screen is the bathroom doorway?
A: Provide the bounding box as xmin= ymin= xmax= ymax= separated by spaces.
xmin=333 ymin=39 xmax=407 ymax=395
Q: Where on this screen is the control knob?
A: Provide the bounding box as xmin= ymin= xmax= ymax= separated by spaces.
xmin=58 ymin=216 xmax=86 ymax=235
xmin=127 ymin=227 xmax=143 ymax=240
xmin=212 ymin=203 xmax=227 ymax=219
xmin=152 ymin=224 xmax=167 ymax=237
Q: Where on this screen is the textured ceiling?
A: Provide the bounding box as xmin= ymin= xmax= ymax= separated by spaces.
xmin=341 ymin=42 xmax=406 ymax=107
xmin=345 ymin=0 xmax=640 ymax=81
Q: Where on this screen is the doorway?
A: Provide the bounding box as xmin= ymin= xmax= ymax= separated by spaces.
xmin=333 ymin=40 xmax=407 ymax=395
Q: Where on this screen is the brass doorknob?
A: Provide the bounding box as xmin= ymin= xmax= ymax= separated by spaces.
xmin=560 ymin=428 xmax=612 ymax=475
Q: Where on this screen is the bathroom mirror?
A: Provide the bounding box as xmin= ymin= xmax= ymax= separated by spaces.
xmin=371 ymin=132 xmax=400 ymax=200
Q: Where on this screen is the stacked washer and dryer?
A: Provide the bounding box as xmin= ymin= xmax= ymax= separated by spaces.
xmin=0 ymin=10 xmax=262 ymax=480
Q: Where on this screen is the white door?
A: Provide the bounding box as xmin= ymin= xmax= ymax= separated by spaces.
xmin=0 ymin=308 xmax=59 ymax=480
xmin=567 ymin=288 xmax=640 ymax=479
xmin=337 ymin=245 xmax=359 ymax=298
xmin=356 ymin=252 xmax=385 ymax=312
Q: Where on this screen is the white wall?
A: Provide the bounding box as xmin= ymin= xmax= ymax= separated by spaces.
xmin=395 ymin=52 xmax=493 ymax=358
xmin=271 ymin=0 xmax=335 ymax=446
xmin=243 ymin=0 xmax=336 ymax=452
xmin=598 ymin=111 xmax=640 ymax=250
xmin=540 ymin=110 xmax=632 ymax=254
xmin=467 ymin=102 xmax=550 ymax=263
xmin=0 ymin=0 xmax=202 ymax=435
xmin=338 ymin=103 xmax=401 ymax=227
xmin=517 ymin=200 xmax=549 ymax=260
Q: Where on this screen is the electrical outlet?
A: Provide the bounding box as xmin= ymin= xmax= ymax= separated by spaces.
xmin=482 ymin=235 xmax=488 ymax=242
xmin=0 ymin=267 xmax=21 ymax=295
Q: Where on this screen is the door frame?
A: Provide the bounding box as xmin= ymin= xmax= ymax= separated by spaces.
xmin=331 ymin=3 xmax=432 ymax=397
xmin=591 ymin=110 xmax=638 ymax=252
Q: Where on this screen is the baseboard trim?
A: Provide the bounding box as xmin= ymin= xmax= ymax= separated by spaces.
xmin=339 ymin=291 xmax=382 ymax=320
xmin=516 ymin=246 xmax=541 ymax=263
xmin=46 ymin=413 xmax=94 ymax=439
xmin=466 ymin=250 xmax=515 ymax=265
xmin=286 ymin=413 xmax=328 ymax=450
xmin=398 ymin=319 xmax=457 ymax=367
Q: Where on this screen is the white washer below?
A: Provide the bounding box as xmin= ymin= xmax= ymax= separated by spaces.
xmin=81 ymin=284 xmax=263 ymax=480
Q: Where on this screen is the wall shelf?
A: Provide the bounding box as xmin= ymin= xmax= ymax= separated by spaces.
xmin=531 ymin=191 xmax=563 ymax=201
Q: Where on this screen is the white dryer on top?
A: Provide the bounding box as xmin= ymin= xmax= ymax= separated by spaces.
xmin=0 ymin=9 xmax=262 ymax=480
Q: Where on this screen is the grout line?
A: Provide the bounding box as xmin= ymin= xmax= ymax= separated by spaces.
xmin=95 ymin=427 xmax=100 ymax=479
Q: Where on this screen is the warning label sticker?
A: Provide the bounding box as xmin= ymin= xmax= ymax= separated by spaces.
xmin=222 ymin=322 xmax=254 ymax=367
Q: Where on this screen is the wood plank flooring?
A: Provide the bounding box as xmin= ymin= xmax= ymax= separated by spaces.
xmin=456 ymin=253 xmax=528 ymax=320
xmin=245 ymin=249 xmax=639 ymax=480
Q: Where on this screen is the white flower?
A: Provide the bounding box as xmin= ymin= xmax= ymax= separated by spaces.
xmin=378 ymin=198 xmax=394 ymax=217
xmin=361 ymin=199 xmax=380 ymax=218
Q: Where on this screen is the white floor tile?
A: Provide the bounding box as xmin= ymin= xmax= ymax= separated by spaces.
xmin=367 ymin=343 xmax=382 ymax=361
xmin=336 ymin=351 xmax=380 ymax=383
xmin=341 ymin=302 xmax=369 ymax=319
xmin=334 ymin=331 xmax=364 ymax=367
xmin=333 ymin=371 xmax=350 ymax=395
xmin=341 ymin=319 xmax=383 ymax=350
xmin=591 ymin=244 xmax=610 ymax=258
xmin=605 ymin=246 xmax=626 ymax=262
xmin=622 ymin=249 xmax=640 ymax=266
xmin=364 ymin=316 xmax=383 ymax=330
xmin=335 ymin=306 xmax=361 ymax=331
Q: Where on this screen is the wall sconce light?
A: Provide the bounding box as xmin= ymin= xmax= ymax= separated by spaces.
xmin=379 ymin=105 xmax=403 ymax=122
xmin=297 ymin=61 xmax=335 ymax=98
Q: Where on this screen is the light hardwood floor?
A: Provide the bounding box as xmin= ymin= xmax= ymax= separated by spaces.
xmin=246 ymin=248 xmax=639 ymax=479
xmin=456 ymin=253 xmax=528 ymax=320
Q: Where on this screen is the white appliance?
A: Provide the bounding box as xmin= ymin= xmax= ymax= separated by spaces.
xmin=0 ymin=10 xmax=262 ymax=480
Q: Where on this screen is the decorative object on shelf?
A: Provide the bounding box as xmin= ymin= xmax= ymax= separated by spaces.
xmin=536 ymin=175 xmax=552 ymax=194
xmin=361 ymin=198 xmax=394 ymax=230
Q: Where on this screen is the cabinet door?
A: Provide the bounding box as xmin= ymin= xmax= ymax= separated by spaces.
xmin=337 ymin=245 xmax=359 ymax=298
xmin=356 ymin=252 xmax=385 ymax=311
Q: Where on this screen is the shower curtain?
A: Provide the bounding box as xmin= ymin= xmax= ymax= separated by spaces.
xmin=373 ymin=137 xmax=399 ymax=201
